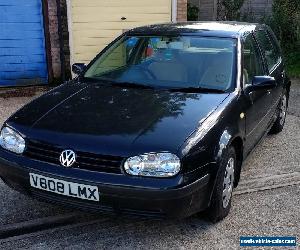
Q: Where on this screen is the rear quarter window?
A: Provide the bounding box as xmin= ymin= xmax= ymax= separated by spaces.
xmin=255 ymin=29 xmax=281 ymax=72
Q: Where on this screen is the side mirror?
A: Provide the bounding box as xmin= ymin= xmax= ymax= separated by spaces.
xmin=251 ymin=76 xmax=276 ymax=90
xmin=72 ymin=63 xmax=86 ymax=75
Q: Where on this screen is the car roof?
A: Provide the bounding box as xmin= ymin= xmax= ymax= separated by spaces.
xmin=127 ymin=21 xmax=262 ymax=38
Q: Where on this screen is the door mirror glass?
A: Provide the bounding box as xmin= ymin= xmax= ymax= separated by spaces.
xmin=72 ymin=63 xmax=86 ymax=75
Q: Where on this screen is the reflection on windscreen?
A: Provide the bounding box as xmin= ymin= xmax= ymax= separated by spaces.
xmin=84 ymin=36 xmax=236 ymax=91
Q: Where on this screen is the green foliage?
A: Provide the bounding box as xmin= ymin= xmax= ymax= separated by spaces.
xmin=271 ymin=0 xmax=300 ymax=52
xmin=286 ymin=52 xmax=300 ymax=78
xmin=266 ymin=0 xmax=300 ymax=77
xmin=187 ymin=3 xmax=199 ymax=21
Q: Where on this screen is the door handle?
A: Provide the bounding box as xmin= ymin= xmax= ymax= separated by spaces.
xmin=249 ymin=91 xmax=254 ymax=104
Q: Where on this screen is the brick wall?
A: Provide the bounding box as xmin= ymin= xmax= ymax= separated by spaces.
xmin=177 ymin=0 xmax=187 ymax=21
xmin=240 ymin=0 xmax=273 ymax=20
xmin=199 ymin=0 xmax=216 ymax=21
xmin=188 ymin=0 xmax=273 ymax=21
xmin=60 ymin=0 xmax=71 ymax=79
xmin=47 ymin=0 xmax=60 ymax=78
xmin=46 ymin=0 xmax=70 ymax=82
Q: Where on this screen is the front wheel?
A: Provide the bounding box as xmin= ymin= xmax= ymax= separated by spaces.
xmin=269 ymin=91 xmax=288 ymax=134
xmin=207 ymin=146 xmax=236 ymax=223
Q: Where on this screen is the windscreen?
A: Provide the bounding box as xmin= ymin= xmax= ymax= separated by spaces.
xmin=84 ymin=36 xmax=236 ymax=91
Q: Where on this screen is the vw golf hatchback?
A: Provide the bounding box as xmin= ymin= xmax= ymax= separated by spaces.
xmin=0 ymin=22 xmax=290 ymax=222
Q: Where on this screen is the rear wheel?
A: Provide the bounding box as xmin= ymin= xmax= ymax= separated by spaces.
xmin=269 ymin=91 xmax=288 ymax=134
xmin=207 ymin=146 xmax=236 ymax=223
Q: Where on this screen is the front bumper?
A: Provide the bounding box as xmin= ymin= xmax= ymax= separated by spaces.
xmin=0 ymin=149 xmax=212 ymax=219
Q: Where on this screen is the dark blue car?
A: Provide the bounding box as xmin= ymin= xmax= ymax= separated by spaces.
xmin=0 ymin=22 xmax=290 ymax=222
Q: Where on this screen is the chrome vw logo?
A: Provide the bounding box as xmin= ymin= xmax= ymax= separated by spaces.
xmin=59 ymin=150 xmax=76 ymax=167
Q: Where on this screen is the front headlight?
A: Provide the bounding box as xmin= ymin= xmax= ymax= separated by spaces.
xmin=124 ymin=152 xmax=180 ymax=177
xmin=0 ymin=127 xmax=25 ymax=154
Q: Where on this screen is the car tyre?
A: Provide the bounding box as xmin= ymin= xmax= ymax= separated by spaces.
xmin=269 ymin=90 xmax=288 ymax=134
xmin=207 ymin=146 xmax=236 ymax=223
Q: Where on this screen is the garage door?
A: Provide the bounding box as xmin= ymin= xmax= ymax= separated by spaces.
xmin=0 ymin=0 xmax=48 ymax=86
xmin=67 ymin=0 xmax=172 ymax=65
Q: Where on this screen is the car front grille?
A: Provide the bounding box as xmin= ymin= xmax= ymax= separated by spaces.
xmin=24 ymin=140 xmax=124 ymax=174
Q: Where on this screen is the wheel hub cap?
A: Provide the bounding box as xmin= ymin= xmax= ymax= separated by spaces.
xmin=222 ymin=157 xmax=235 ymax=208
xmin=279 ymin=95 xmax=287 ymax=126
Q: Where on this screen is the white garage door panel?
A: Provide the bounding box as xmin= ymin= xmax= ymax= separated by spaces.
xmin=68 ymin=0 xmax=172 ymax=65
xmin=72 ymin=6 xmax=170 ymax=15
xmin=72 ymin=14 xmax=170 ymax=23
xmin=72 ymin=0 xmax=170 ymax=7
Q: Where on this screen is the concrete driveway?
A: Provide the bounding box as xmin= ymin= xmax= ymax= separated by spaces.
xmin=0 ymin=80 xmax=299 ymax=249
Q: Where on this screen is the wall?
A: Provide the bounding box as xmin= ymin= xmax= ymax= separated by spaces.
xmin=177 ymin=0 xmax=188 ymax=21
xmin=47 ymin=0 xmax=60 ymax=79
xmin=240 ymin=0 xmax=273 ymax=20
xmin=46 ymin=0 xmax=70 ymax=81
xmin=189 ymin=0 xmax=217 ymax=21
xmin=188 ymin=0 xmax=273 ymax=21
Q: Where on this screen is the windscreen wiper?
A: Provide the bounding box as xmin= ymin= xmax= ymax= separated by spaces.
xmin=86 ymin=77 xmax=154 ymax=89
xmin=169 ymin=87 xmax=225 ymax=93
xmin=112 ymin=81 xmax=154 ymax=89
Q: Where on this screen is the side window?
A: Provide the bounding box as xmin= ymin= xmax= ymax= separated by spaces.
xmin=125 ymin=37 xmax=139 ymax=60
xmin=137 ymin=38 xmax=155 ymax=62
xmin=243 ymin=34 xmax=264 ymax=85
xmin=138 ymin=37 xmax=162 ymax=63
xmin=255 ymin=29 xmax=281 ymax=72
xmin=267 ymin=30 xmax=282 ymax=60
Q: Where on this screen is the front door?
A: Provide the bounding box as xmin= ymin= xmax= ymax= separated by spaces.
xmin=242 ymin=33 xmax=272 ymax=154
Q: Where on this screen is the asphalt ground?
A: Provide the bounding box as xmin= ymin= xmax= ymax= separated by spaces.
xmin=0 ymin=80 xmax=299 ymax=249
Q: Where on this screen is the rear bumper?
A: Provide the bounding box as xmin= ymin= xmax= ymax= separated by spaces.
xmin=0 ymin=150 xmax=212 ymax=219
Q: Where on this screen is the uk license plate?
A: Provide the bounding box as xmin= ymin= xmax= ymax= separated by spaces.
xmin=29 ymin=173 xmax=99 ymax=202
